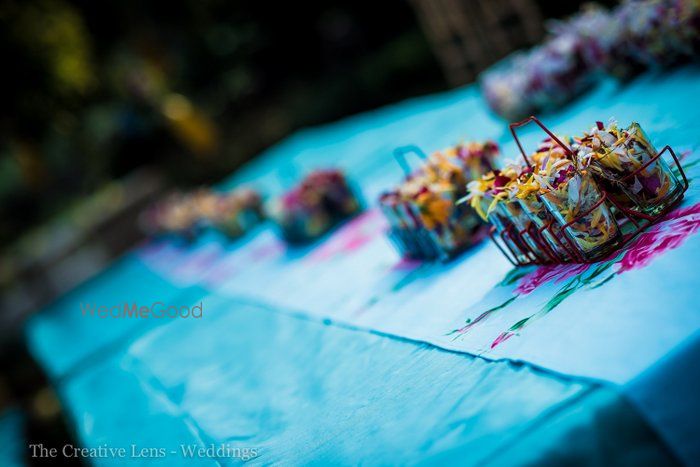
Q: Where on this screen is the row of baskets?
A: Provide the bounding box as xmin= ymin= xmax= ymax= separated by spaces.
xmin=145 ymin=118 xmax=688 ymax=267
xmin=142 ymin=169 xmax=360 ymax=244
xmin=376 ymin=118 xmax=687 ymax=265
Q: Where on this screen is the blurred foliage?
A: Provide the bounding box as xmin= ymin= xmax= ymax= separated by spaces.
xmin=0 ymin=0 xmax=443 ymax=249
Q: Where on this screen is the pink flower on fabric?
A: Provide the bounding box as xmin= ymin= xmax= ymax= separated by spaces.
xmin=488 ymin=200 xmax=700 ymax=349
xmin=515 ymin=202 xmax=700 ymax=293
xmin=515 ymin=262 xmax=591 ymax=295
xmin=307 ymin=209 xmax=386 ymax=261
xmin=391 ymin=257 xmax=423 ymax=272
xmin=615 ymin=202 xmax=700 ymax=273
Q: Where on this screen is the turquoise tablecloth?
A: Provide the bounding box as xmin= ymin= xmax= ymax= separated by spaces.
xmin=24 ymin=65 xmax=700 ymax=465
xmin=0 ymin=409 xmax=24 ymax=467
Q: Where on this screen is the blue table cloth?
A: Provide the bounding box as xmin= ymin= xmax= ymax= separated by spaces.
xmin=57 ymin=294 xmax=674 ymax=465
xmin=26 ymin=253 xmax=207 ymax=381
xmin=0 ymin=409 xmax=24 ymax=467
xmin=24 ymin=65 xmax=700 ymax=465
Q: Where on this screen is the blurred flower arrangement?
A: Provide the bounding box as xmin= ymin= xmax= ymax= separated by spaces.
xmin=269 ymin=169 xmax=362 ymax=243
xmin=480 ymin=0 xmax=700 ymax=120
xmin=141 ymin=187 xmax=264 ymax=241
xmin=379 ymin=141 xmax=498 ymax=261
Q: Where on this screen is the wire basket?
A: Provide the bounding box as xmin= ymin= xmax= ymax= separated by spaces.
xmin=379 ymin=142 xmax=498 ymax=261
xmin=488 ymin=116 xmax=688 ymax=266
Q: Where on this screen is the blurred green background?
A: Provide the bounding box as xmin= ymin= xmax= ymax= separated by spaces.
xmin=0 ymin=0 xmax=445 ymax=249
xmin=0 ymin=0 xmax=602 ymax=251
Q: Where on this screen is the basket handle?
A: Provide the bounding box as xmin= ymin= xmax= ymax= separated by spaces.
xmin=393 ymin=145 xmax=428 ymax=177
xmin=509 ymin=116 xmax=574 ymax=166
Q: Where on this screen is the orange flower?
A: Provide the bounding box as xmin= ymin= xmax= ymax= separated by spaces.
xmin=416 ymin=190 xmax=452 ymax=230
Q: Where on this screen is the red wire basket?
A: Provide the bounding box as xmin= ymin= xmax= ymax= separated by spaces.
xmin=488 ymin=116 xmax=689 ymax=266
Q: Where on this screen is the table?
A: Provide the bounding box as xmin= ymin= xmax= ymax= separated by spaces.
xmin=25 ymin=65 xmax=700 ymax=465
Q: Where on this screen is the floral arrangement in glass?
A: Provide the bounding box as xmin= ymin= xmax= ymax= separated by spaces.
xmin=471 ymin=116 xmax=688 ymax=266
xmin=615 ymin=0 xmax=700 ymax=69
xmin=480 ymin=33 xmax=594 ymax=122
xmin=379 ymin=141 xmax=499 ymax=261
xmin=574 ymin=120 xmax=686 ymax=215
xmin=511 ymin=139 xmax=580 ymax=262
xmin=203 ymin=188 xmax=264 ymax=239
xmin=270 ymin=169 xmax=361 ymax=243
xmin=142 ymin=187 xmax=264 ymax=241
xmin=479 ymin=53 xmax=534 ymax=122
xmin=464 ymin=162 xmax=539 ymax=264
xmin=480 ymin=0 xmax=700 ymax=120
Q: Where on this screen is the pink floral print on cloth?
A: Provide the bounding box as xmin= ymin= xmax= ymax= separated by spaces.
xmin=450 ymin=200 xmax=700 ymax=348
xmin=615 ymin=202 xmax=700 ymax=273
